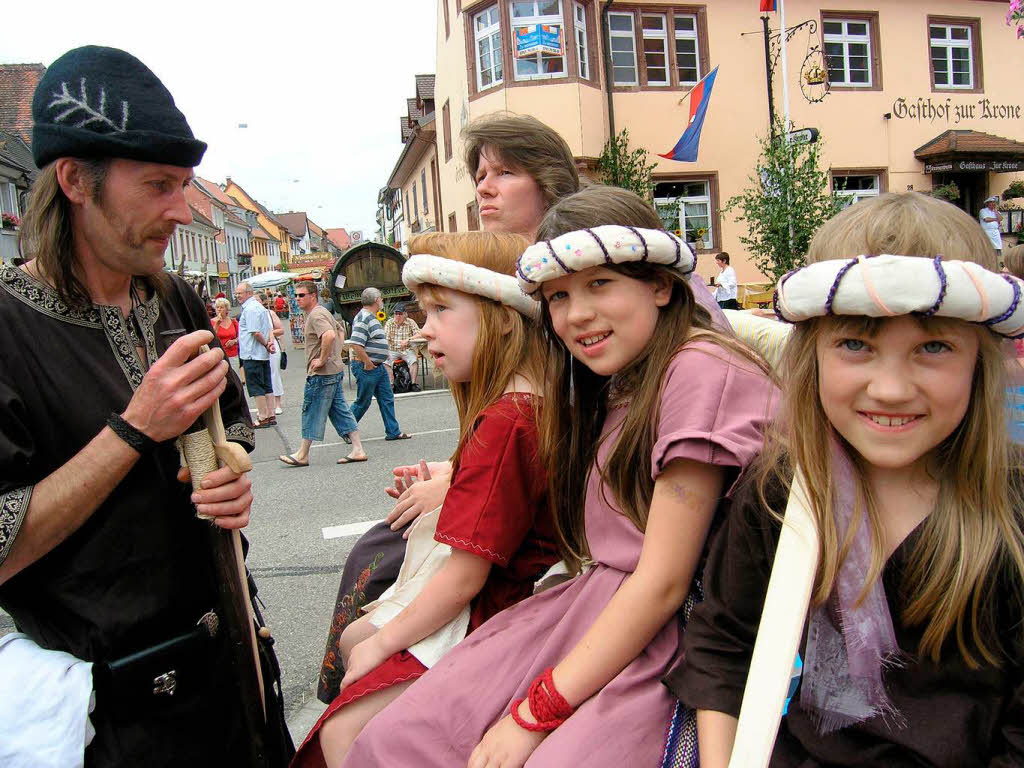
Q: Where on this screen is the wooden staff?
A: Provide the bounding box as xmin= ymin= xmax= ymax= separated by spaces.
xmin=179 ymin=346 xmax=268 ymax=761
xmin=727 ymin=470 xmax=819 ymax=768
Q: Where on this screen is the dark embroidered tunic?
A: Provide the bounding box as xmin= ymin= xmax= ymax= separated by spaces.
xmin=0 ymin=266 xmax=256 ymax=767
xmin=666 ymin=477 xmax=1024 ymax=767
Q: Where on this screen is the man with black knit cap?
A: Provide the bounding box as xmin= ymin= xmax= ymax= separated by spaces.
xmin=0 ymin=46 xmax=291 ymax=767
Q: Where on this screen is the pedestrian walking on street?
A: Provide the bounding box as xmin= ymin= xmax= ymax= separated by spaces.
xmin=236 ymin=280 xmax=277 ymax=427
xmin=980 ymin=195 xmax=1004 ymax=256
xmin=348 ymin=287 xmax=410 ymax=441
xmin=714 ymin=251 xmax=739 ymax=309
xmin=0 ymin=44 xmax=291 ymax=767
xmin=257 ymin=293 xmax=286 ymax=414
xmin=279 ymin=281 xmax=367 ymax=467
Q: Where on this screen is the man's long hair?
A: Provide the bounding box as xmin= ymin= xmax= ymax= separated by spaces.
xmin=18 ymin=159 xmax=166 ymax=308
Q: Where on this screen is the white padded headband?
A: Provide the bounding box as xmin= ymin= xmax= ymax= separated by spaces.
xmin=774 ymin=254 xmax=1024 ymax=338
xmin=402 ymin=254 xmax=540 ymax=320
xmin=516 ymin=225 xmax=696 ymax=298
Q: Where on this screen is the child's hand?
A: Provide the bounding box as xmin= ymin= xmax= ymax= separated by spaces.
xmin=468 ymin=705 xmax=547 ymax=768
xmin=339 ymin=634 xmax=392 ymax=690
xmin=386 ymin=475 xmax=451 ymax=537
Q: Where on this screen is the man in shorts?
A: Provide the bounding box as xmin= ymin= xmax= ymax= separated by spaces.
xmin=236 ymin=280 xmax=276 ymax=427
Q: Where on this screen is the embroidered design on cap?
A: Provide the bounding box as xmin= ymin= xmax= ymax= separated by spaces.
xmin=49 ymin=78 xmax=129 ymax=133
xmin=516 ymin=225 xmax=695 ymax=298
xmin=402 ymin=255 xmax=540 ymax=320
xmin=773 ymin=254 xmax=1024 ymax=338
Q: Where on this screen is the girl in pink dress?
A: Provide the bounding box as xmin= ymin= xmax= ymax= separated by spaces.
xmin=342 ymin=186 xmax=778 ymax=767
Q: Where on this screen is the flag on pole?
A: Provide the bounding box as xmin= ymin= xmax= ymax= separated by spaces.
xmin=760 ymin=0 xmax=777 ymax=11
xmin=658 ymin=66 xmax=719 ymax=162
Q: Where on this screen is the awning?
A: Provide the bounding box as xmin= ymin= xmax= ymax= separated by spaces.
xmin=916 ymin=129 xmax=1024 ymax=173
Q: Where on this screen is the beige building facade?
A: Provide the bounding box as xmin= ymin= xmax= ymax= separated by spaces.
xmin=434 ymin=0 xmax=1024 ymax=281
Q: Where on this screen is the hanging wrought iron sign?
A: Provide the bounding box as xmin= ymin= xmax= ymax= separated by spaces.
xmin=800 ymin=45 xmax=830 ymax=104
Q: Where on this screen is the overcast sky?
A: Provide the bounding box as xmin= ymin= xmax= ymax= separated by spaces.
xmin=3 ymin=0 xmax=437 ymax=238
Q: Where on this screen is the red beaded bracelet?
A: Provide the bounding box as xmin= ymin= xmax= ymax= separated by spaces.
xmin=510 ymin=668 xmax=575 ymax=732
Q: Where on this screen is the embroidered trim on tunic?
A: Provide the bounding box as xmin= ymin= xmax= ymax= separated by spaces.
xmin=225 ymin=421 xmax=255 ymax=451
xmin=0 ymin=266 xmax=102 ymax=328
xmin=0 ymin=485 xmax=33 ymax=566
xmin=434 ymin=532 xmax=509 ymax=565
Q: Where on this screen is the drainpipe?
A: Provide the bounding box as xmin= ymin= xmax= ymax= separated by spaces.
xmin=601 ymin=0 xmax=616 ymax=140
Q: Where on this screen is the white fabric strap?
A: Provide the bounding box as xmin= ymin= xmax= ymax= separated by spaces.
xmin=774 ymin=254 xmax=1024 ymax=338
xmin=516 ymin=225 xmax=696 ymax=297
xmin=402 ymin=254 xmax=540 ymax=320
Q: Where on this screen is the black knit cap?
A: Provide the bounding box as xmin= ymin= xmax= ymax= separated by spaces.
xmin=32 ymin=45 xmax=207 ymax=168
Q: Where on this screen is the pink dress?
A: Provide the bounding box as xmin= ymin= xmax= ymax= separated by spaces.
xmin=342 ymin=342 xmax=778 ymax=767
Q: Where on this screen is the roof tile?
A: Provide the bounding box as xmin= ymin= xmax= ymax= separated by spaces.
xmin=0 ymin=64 xmax=45 ymax=145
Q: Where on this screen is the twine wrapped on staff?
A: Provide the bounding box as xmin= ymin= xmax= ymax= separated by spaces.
xmin=178 ymin=345 xmax=268 ymax=759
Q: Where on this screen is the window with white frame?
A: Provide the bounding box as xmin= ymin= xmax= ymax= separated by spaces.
xmin=510 ymin=1 xmax=565 ymax=80
xmin=833 ymin=174 xmax=880 ymax=208
xmin=673 ymin=14 xmax=700 ymax=85
xmin=823 ymin=19 xmax=871 ymax=86
xmin=654 ymin=180 xmax=713 ymax=250
xmin=0 ymin=182 xmax=18 ymax=217
xmin=574 ymin=2 xmax=589 ymax=79
xmin=608 ymin=12 xmax=638 ymax=85
xmin=930 ymin=23 xmax=973 ymax=88
xmin=642 ymin=14 xmax=670 ymax=87
xmin=474 ymin=6 xmax=504 ymax=91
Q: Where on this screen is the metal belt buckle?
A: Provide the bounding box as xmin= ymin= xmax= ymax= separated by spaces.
xmin=153 ymin=670 xmax=177 ymax=697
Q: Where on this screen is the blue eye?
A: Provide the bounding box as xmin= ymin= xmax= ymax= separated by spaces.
xmin=840 ymin=338 xmax=866 ymax=352
xmin=545 ymin=290 xmax=567 ymax=303
xmin=590 ymin=278 xmax=610 ymax=288
xmin=922 ymin=340 xmax=951 ymax=353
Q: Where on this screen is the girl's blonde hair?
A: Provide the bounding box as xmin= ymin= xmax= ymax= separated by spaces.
xmin=534 ymin=185 xmax=771 ymax=572
xmin=214 ymin=297 xmax=230 ymax=311
xmin=407 ymin=232 xmax=546 ymax=470
xmin=757 ymin=192 xmax=1024 ymax=667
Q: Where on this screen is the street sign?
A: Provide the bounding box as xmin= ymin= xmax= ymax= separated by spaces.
xmin=784 ymin=127 xmax=819 ymax=145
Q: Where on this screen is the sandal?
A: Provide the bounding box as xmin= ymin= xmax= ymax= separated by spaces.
xmin=337 ymin=456 xmax=368 ymax=464
xmin=279 ymin=455 xmax=309 ymax=467
xmin=385 ymin=433 xmax=412 ymax=441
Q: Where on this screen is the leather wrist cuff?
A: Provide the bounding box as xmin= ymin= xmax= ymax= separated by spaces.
xmin=107 ymin=413 xmax=160 ymax=455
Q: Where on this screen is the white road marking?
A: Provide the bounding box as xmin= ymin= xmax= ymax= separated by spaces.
xmin=322 ymin=519 xmax=383 ymax=540
xmin=311 ymin=427 xmax=458 ymax=451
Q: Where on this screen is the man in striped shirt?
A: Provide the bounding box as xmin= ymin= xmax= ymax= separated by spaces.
xmin=348 ymin=287 xmax=410 ymax=440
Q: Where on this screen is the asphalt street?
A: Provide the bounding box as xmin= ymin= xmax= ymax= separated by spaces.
xmin=243 ymin=338 xmax=458 ymax=727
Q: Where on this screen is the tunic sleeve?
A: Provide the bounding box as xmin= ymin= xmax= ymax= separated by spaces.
xmin=664 ymin=484 xmax=782 ymax=716
xmin=651 ymin=343 xmax=777 ymax=487
xmin=990 ymin=659 xmax=1024 ymax=766
xmin=434 ymin=403 xmax=539 ymax=567
xmin=0 ymin=376 xmax=34 ymax=566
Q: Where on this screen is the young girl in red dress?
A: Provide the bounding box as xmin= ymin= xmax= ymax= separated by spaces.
xmin=292 ymin=231 xmax=559 ymax=768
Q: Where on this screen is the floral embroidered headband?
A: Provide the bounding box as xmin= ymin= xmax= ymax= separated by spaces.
xmin=773 ymin=254 xmax=1024 ymax=338
xmin=516 ymin=226 xmax=696 ymax=298
xmin=402 ymin=254 xmax=540 ymax=320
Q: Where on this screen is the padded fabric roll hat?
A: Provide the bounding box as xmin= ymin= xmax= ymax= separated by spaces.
xmin=516 ymin=225 xmax=695 ymax=298
xmin=773 ymin=254 xmax=1024 ymax=338
xmin=32 ymin=45 xmax=207 ymax=168
xmin=402 ymin=254 xmax=540 ymax=320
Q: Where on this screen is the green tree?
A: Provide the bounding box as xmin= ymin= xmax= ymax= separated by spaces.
xmin=725 ymin=121 xmax=843 ymax=281
xmin=597 ymin=128 xmax=658 ymax=201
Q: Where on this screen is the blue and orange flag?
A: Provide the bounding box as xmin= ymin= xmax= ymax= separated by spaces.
xmin=760 ymin=0 xmax=777 ymax=11
xmin=658 ymin=66 xmax=719 ymax=163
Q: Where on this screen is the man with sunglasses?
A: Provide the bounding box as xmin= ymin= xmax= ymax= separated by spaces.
xmin=278 ymin=282 xmax=367 ymax=467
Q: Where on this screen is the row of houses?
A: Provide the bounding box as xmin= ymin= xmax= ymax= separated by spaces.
xmin=377 ymin=0 xmax=1024 ymax=283
xmin=0 ymin=63 xmax=356 ymax=296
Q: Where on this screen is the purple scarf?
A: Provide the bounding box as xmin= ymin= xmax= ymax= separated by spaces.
xmin=799 ymin=441 xmax=905 ymax=733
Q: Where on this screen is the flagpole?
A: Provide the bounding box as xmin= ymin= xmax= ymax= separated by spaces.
xmin=779 ymin=0 xmax=791 ymax=131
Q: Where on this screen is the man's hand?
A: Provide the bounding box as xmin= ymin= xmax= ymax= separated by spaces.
xmin=311 ymin=357 xmax=325 ymax=371
xmin=122 ymin=331 xmax=228 ymax=442
xmin=177 ymin=464 xmax=252 ymax=530
xmin=267 ymin=338 xmax=276 ymax=354
xmin=399 ymin=340 xmax=409 ymax=350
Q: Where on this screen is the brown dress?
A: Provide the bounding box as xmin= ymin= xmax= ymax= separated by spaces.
xmin=666 ymin=478 xmax=1024 ymax=767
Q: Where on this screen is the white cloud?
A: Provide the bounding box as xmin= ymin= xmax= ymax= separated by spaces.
xmin=3 ymin=0 xmax=437 ymax=237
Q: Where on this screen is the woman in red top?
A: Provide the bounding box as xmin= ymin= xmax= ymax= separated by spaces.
xmin=211 ymin=297 xmax=239 ymax=360
xmin=292 ymin=232 xmax=557 ymax=768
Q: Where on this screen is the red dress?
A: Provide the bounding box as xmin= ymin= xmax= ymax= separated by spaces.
xmin=212 ymin=318 xmax=239 ymax=358
xmin=292 ymin=393 xmax=557 ymax=768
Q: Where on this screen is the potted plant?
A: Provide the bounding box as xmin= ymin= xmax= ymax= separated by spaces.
xmin=930 ymin=182 xmax=960 ymax=202
xmin=1 ymin=213 xmax=20 ymax=230
xmin=1003 ymin=180 xmax=1024 ymax=200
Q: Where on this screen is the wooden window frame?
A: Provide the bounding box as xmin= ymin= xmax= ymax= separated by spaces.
xmin=830 ymin=167 xmax=889 ymax=205
xmin=442 ymin=100 xmax=453 ymax=162
xmin=444 ymin=0 xmax=451 ymax=39
xmin=465 ymin=0 xmax=601 ymax=102
xmin=608 ymin=5 xmax=710 ymax=94
xmin=820 ymin=10 xmax=882 ymax=92
xmin=927 ymin=15 xmax=983 ymax=94
xmin=467 ymin=201 xmax=480 ymax=231
xmin=421 ymin=169 xmax=429 ymax=215
xmin=651 ymin=172 xmax=720 ymax=255
xmin=448 ymin=212 xmax=458 ymax=232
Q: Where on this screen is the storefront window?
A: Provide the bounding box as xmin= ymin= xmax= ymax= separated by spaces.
xmin=474 ymin=6 xmax=504 ymax=91
xmin=655 ymin=180 xmax=713 ymax=250
xmin=823 ymin=19 xmax=871 ymax=87
xmin=930 ymin=24 xmax=973 ymax=89
xmin=511 ymin=0 xmax=566 ymax=80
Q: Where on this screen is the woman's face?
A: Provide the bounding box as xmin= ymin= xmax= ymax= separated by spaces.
xmin=474 ymin=147 xmax=547 ymax=241
xmin=542 ymin=265 xmax=671 ymax=377
xmin=816 ymin=315 xmax=979 ymax=476
xmin=216 ymin=303 xmax=228 ymax=318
